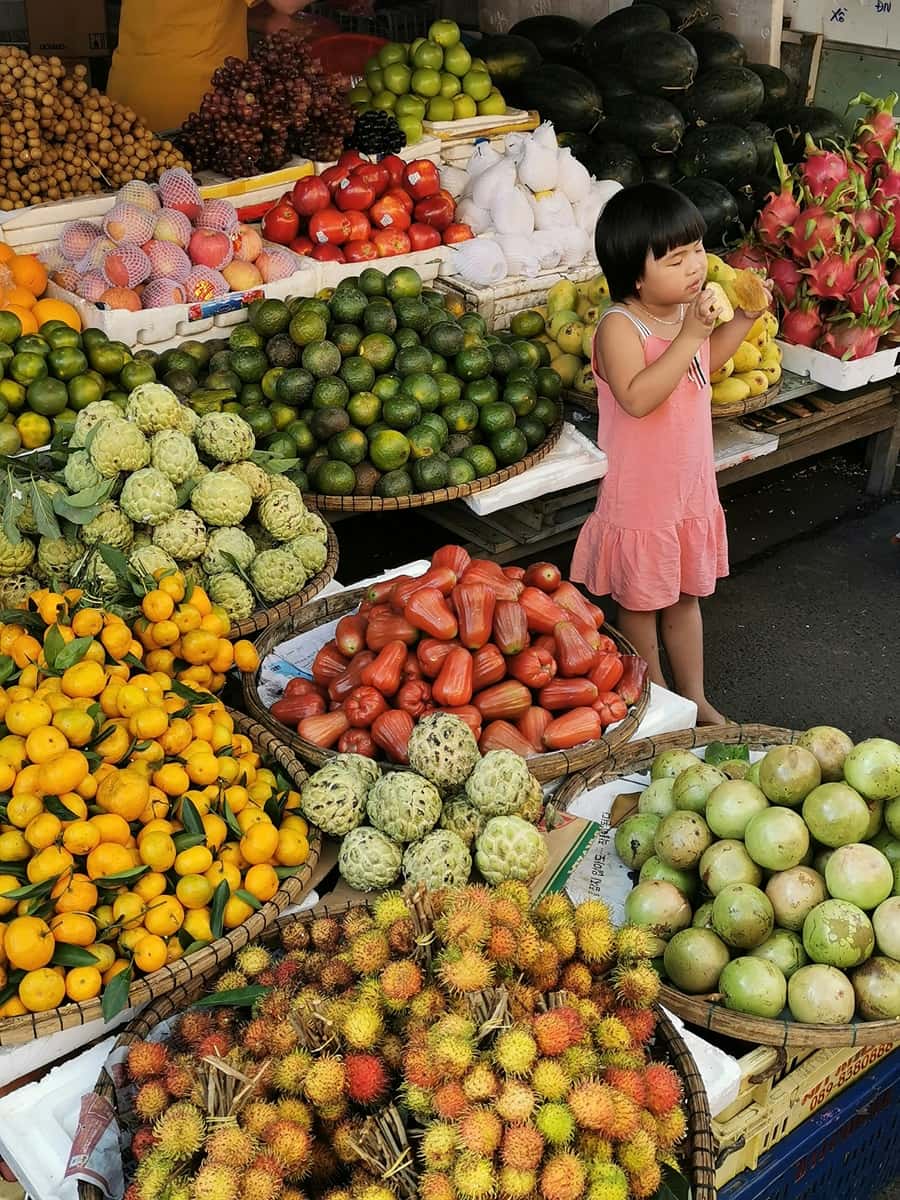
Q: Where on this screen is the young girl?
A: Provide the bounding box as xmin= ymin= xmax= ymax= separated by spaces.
xmin=571 ymin=182 xmax=768 ymax=724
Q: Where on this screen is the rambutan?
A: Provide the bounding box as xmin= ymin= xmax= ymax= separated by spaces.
xmin=540 ymin=1151 xmax=587 ymax=1200
xmin=273 ymin=1051 xmax=313 ymax=1095
xmin=491 ymin=896 xmax=525 ymax=929
xmin=310 ymin=917 xmax=342 ymax=952
xmin=262 ymin=1120 xmax=311 ymax=1173
xmin=128 ymin=1040 xmax=169 ymax=1081
xmin=305 ymin=1144 xmax=339 ymax=1188
xmin=582 ymin=1135 xmax=613 ymax=1164
xmin=585 ymin=1162 xmax=628 ymax=1200
xmin=572 ymin=999 xmax=603 ymax=1031
xmin=599 ymin=1092 xmax=640 ymax=1144
xmin=409 ymin=986 xmax=447 ymax=1022
xmin=574 ymin=900 xmax=611 ymax=929
xmin=341 ymin=909 xmax=375 ymax=940
xmin=487 ymin=925 xmax=518 ymax=964
xmin=642 ymin=1064 xmax=682 ymax=1115
xmin=590 ymin=981 xmax=616 ymax=1015
xmin=419 ymin=1173 xmax=455 ymax=1200
xmin=508 ymin=982 xmax=540 ymax=1021
xmin=528 ymin=944 xmax=561 ymax=989
xmin=500 ymin=1123 xmax=545 ymax=1171
xmin=153 ymin=1102 xmax=205 ymax=1160
xmin=534 ymin=1008 xmax=581 ymax=1057
xmin=318 ymin=1099 xmax=350 ymax=1124
xmin=404 ymin=1045 xmax=440 ymax=1089
xmin=240 ymin=1166 xmax=285 ymax=1200
xmin=135 ymin=1079 xmax=171 ymax=1122
xmin=437 ymin=948 xmax=494 ymax=994
xmin=535 ymin=1102 xmax=575 ymax=1146
xmin=403 ymin=1083 xmax=435 ymax=1121
xmin=451 ymin=885 xmax=494 ymax=914
xmin=433 ymin=1037 xmax=475 ymax=1079
xmin=458 ymin=1107 xmax=503 ymax=1157
xmin=135 ymin=1149 xmax=177 ymax=1200
xmin=577 ymin=923 xmax=615 ymax=967
xmin=354 ymin=979 xmax=385 ymax=1012
xmin=349 ymin=930 xmax=390 ymax=976
xmin=626 ymin=1161 xmax=661 ymax=1200
xmin=560 ymin=1045 xmax=600 ymax=1081
xmin=462 ymin=1062 xmax=499 ymax=1102
xmin=259 ymin=991 xmax=292 ymax=1023
xmin=281 ymin=1188 xmax=307 ymax=1200
xmin=342 ymin=1004 xmax=384 ymax=1049
xmin=547 ymin=924 xmax=577 ymax=961
xmin=514 ymin=927 xmax=544 ymax=970
xmin=243 ymin=1018 xmax=297 ymax=1059
xmin=566 ymin=1081 xmax=617 ymax=1132
xmin=654 ymin=1106 xmax=687 ymax=1150
xmin=192 ymin=1163 xmax=240 ymax=1200
xmin=258 ymin=970 xmax=278 ymax=987
xmin=560 ymin=962 xmax=593 ymax=998
xmin=599 ymin=1051 xmax=647 ymax=1071
xmin=281 ymin=923 xmax=310 ymax=952
xmin=615 ymin=1129 xmax=656 ymax=1177
xmin=615 ymin=926 xmax=658 ymax=963
xmin=330 ymin=1118 xmax=363 ymax=1163
xmin=499 ymin=1167 xmax=537 ymax=1198
xmin=130 ymin=1127 xmax=158 ymax=1160
xmin=205 ymin=1123 xmax=258 ymax=1168
xmin=494 ymin=880 xmax=531 ymax=911
xmin=432 ymin=1012 xmax=477 ymax=1043
xmin=532 ymin=1059 xmax=571 ymax=1101
xmin=344 ymin=1053 xmax=391 ymax=1106
xmin=496 ymin=1080 xmax=537 ymax=1123
xmin=371 ymin=891 xmax=411 ymax=929
xmin=240 ymin=1101 xmax=281 ymax=1139
xmin=420 ymin=1122 xmax=459 ymax=1171
xmin=611 ymin=963 xmax=660 ymax=1009
xmin=604 ymin=1068 xmax=646 ymax=1108
xmin=387 ymin=917 xmax=416 ymax=955
xmin=355 ymin=1186 xmax=397 ymax=1200
xmin=494 ymin=1026 xmax=538 ymax=1077
xmin=535 ymin=894 xmax=575 ymax=929
xmin=198 ymin=1031 xmax=234 ymax=1059
xmin=593 ymin=1018 xmax=631 ymax=1053
xmin=453 ymin=1153 xmax=497 ymax=1200
xmin=273 ymin=960 xmax=303 ymax=990
xmin=432 ymin=1080 xmax=470 ymax=1120
xmin=304 ymin=1057 xmax=346 ymax=1107
xmin=276 ymin=1100 xmax=312 ymax=1128
xmin=381 ymin=960 xmax=424 ymax=1006
xmin=437 ymin=905 xmax=492 ymax=948
xmin=382 ymin=1035 xmax=405 ymax=1071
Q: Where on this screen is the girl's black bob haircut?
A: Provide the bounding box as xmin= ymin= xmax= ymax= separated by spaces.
xmin=594 ymin=182 xmax=706 ymax=302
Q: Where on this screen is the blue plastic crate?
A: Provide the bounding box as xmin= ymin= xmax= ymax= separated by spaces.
xmin=721 ymin=1048 xmax=900 ymax=1200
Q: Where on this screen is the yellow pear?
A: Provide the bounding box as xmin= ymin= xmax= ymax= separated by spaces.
xmin=705 ymin=253 xmax=737 ymax=285
xmin=732 ymin=340 xmax=762 ymax=373
xmin=763 ymin=311 xmax=779 ymax=340
xmin=548 ymin=308 xmax=580 ymax=340
xmin=760 ymin=342 xmax=782 ymax=365
xmin=712 ymin=377 xmax=751 ymax=405
xmin=710 ymin=358 xmax=734 ymax=384
xmin=734 ymin=368 xmax=769 ymax=396
xmin=575 ymin=280 xmax=594 ymax=301
xmin=576 ymin=295 xmax=593 ymax=319
xmin=758 ymin=359 xmax=782 ymax=386
xmin=547 ymin=340 xmax=564 ymax=361
xmin=557 ymin=321 xmax=586 ymax=356
xmin=551 ymin=353 xmax=582 ymax=387
xmin=588 ymin=273 xmax=610 ymax=303
xmin=582 ymin=323 xmax=597 ymax=359
xmin=547 ymin=280 xmax=578 ymax=315
xmin=574 ymin=363 xmax=596 ymax=394
xmin=584 ymin=304 xmax=606 ymax=324
xmin=747 ymin=315 xmax=767 ymax=344
xmin=707 ymin=282 xmax=735 ymax=325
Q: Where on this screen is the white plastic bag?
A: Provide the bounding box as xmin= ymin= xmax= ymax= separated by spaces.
xmin=455 ymin=197 xmax=492 ymax=235
xmin=472 ymin=157 xmax=518 ymax=210
xmin=439 ymin=165 xmax=469 ymax=199
xmin=491 ymin=184 xmax=535 ymax=236
xmin=495 ymin=234 xmax=542 ymax=277
xmin=533 ymin=120 xmax=558 ymax=150
xmin=504 ymin=132 xmax=528 ymax=164
xmin=466 ymin=141 xmax=501 ymax=180
xmin=447 ymin=237 xmax=508 ymax=285
xmin=555 ymin=225 xmax=593 ymax=267
xmin=518 ymin=133 xmax=559 ymax=192
xmin=574 ymin=179 xmax=623 ymax=235
xmin=530 ymin=189 xmax=575 ymax=231
xmin=531 ymin=232 xmax=564 ymax=270
xmin=556 ymin=148 xmax=592 ymax=205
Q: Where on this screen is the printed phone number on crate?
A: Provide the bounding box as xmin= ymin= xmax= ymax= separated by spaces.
xmin=800 ymin=1044 xmax=893 ymax=1110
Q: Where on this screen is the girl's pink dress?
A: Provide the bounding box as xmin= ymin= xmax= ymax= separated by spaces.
xmin=571 ymin=306 xmax=728 ymax=612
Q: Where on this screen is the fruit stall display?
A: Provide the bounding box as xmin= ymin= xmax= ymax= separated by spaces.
xmin=81 ymin=887 xmax=712 ymax=1200
xmin=555 ymin=725 xmax=900 ymax=1043
xmin=729 ymin=93 xmax=900 ymax=361
xmin=260 ymin=153 xmax=473 ymax=267
xmin=248 ymin=544 xmax=649 ymax=781
xmin=0 ymin=247 xmax=65 ymax=338
xmin=0 ymin=587 xmax=321 ymax=1042
xmin=0 ymin=50 xmax=189 ymax=212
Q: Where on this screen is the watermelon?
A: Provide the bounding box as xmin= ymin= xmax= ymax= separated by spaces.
xmin=677 ymin=124 xmax=757 ymax=184
xmin=648 ymin=0 xmax=714 ymax=32
xmin=556 ymin=131 xmax=593 ymax=158
xmin=600 ymin=93 xmax=685 ymax=154
xmin=745 ymin=121 xmax=776 ymax=175
xmin=508 ymin=15 xmax=583 ymax=63
xmin=733 ymin=176 xmax=776 ymax=229
xmin=641 ymin=155 xmax=679 ymax=183
xmin=681 ymin=66 xmax=765 ymax=125
xmin=747 ymin=63 xmax=793 ymax=119
xmin=688 ymin=29 xmax=746 ymax=69
xmin=579 ymin=140 xmax=644 ymax=187
xmin=593 ymin=69 xmax=637 ymax=101
xmin=508 ymin=65 xmax=603 ymax=133
xmin=476 ymin=34 xmax=542 ymax=86
xmin=623 ymin=32 xmax=698 ymax=95
xmin=775 ymin=106 xmax=846 ymax=163
xmin=676 ymin=177 xmax=742 ymax=247
xmin=584 ymin=5 xmax=670 ymax=63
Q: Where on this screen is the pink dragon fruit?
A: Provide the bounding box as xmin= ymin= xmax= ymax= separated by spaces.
xmin=818 ymin=317 xmax=883 ymax=359
xmin=756 ymin=144 xmax=802 ymax=249
xmin=768 ymin=255 xmax=803 ymax=305
xmin=849 ymin=91 xmax=899 ymax=168
xmin=726 ymin=242 xmax=771 ymax=272
xmin=871 ymin=145 xmax=900 ymax=214
xmin=803 ymin=248 xmax=862 ymax=300
xmin=787 ymin=205 xmax=842 ymax=260
xmin=800 ymin=137 xmax=851 ymax=202
xmin=780 ymin=297 xmax=825 ymax=347
xmin=846 ymin=271 xmax=889 ymax=316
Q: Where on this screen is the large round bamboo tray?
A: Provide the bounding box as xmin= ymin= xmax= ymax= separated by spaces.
xmin=0 ymin=712 xmax=320 ymax=1048
xmin=78 ymin=906 xmax=716 ymax=1200
xmin=564 ymin=383 xmax=783 ymax=420
xmin=302 ymin=416 xmax=562 ymax=513
xmin=227 ymin=520 xmax=339 ymax=640
xmin=555 ymin=722 xmax=900 ymax=1049
xmin=241 ymin=584 xmax=651 ymax=782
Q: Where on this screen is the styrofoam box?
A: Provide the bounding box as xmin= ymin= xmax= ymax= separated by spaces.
xmin=434 ymin=261 xmax=599 ymax=329
xmin=776 ymin=339 xmax=900 ymax=391
xmin=316 ymin=244 xmax=452 ymax=290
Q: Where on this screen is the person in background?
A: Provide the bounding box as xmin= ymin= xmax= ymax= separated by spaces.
xmin=571 ymin=182 xmax=770 ymax=724
xmin=107 ymin=0 xmax=310 ymax=134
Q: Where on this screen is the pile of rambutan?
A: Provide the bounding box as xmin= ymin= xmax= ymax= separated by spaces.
xmin=118 ymin=887 xmax=688 ymax=1200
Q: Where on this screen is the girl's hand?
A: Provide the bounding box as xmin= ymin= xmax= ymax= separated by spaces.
xmin=682 ymin=287 xmax=719 ymax=341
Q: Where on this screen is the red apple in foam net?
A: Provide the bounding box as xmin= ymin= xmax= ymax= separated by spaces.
xmin=256 ymin=248 xmax=299 ymax=282
xmin=99 ymin=286 xmax=142 ymax=311
xmin=188 ymin=229 xmax=233 ymax=270
xmin=231 ymin=224 xmax=263 ymax=263
xmin=223 ymin=260 xmax=264 ymax=291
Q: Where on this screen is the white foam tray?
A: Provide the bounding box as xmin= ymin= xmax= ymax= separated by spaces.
xmin=777 ymin=339 xmax=900 ymax=391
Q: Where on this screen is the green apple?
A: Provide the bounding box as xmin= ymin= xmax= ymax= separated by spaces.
xmin=397 ymin=116 xmax=424 ymax=146
xmin=411 ymin=67 xmax=441 ymax=97
xmin=478 ymin=89 xmax=507 ymax=116
xmin=462 ymin=70 xmax=492 ymax=101
xmin=428 ymin=19 xmax=461 ymax=47
xmin=427 ymin=96 xmax=455 ymax=122
xmin=412 ymin=40 xmax=444 ymax=70
xmin=442 ymin=42 xmax=471 ymax=77
xmin=471 ymin=56 xmax=487 ymax=70
xmin=452 ymin=94 xmax=477 ymax=119
xmin=409 ymin=37 xmax=426 ymax=58
xmin=365 ymin=67 xmax=384 ymax=94
xmin=383 ymin=63 xmax=412 ymax=94
xmin=348 ymin=84 xmax=372 ymax=104
xmin=395 ymin=93 xmax=426 ymax=119
xmin=439 ymin=71 xmax=461 ymax=98
xmin=371 ymin=90 xmax=397 ymax=111
xmin=378 ymin=42 xmax=408 ymax=67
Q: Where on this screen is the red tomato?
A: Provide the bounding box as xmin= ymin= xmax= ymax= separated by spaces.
xmin=308 ymin=207 xmax=352 ymax=245
xmin=290 ymin=235 xmax=313 ymax=255
xmin=414 ymin=193 xmax=455 ymax=231
xmin=408 ymin=222 xmax=442 ymax=251
xmin=344 ymin=210 xmax=372 ymax=241
xmin=403 ymin=159 xmax=441 ymax=200
xmin=261 ymin=201 xmax=299 ymax=245
xmin=443 ymin=223 xmax=474 ymax=244
xmin=381 ymin=154 xmax=406 ymax=188
xmin=369 ymin=195 xmax=412 ymax=232
xmin=335 ymin=175 xmax=377 ymax=212
xmin=373 ymin=229 xmax=412 ymax=257
xmin=310 ymin=244 xmax=346 ymax=262
xmin=338 ymin=150 xmax=368 ymax=171
xmin=344 ymin=239 xmax=379 ymax=262
xmin=291 ymin=176 xmax=331 ymax=217
xmin=320 ymin=164 xmax=350 ymax=192
xmin=352 ymin=161 xmax=390 ymax=198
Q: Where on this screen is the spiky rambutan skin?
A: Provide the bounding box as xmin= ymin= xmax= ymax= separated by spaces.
xmin=560 ymin=1045 xmax=600 ymax=1081
xmin=540 ymin=1152 xmax=587 ymax=1200
xmin=277 ymin=1100 xmax=313 ymax=1129
xmin=528 ymin=941 xmax=561 ymax=985
xmin=612 ymin=963 xmax=660 ymax=1009
xmin=341 ymin=908 xmax=375 ymax=940
xmin=566 ymin=1081 xmax=617 ymax=1132
xmin=404 ymin=1045 xmax=440 ymax=1089
xmin=494 ymin=879 xmax=531 ymax=911
xmin=403 ymin=1084 xmax=435 ymax=1121
xmin=273 ymin=960 xmax=303 ymax=990
xmin=305 ymin=1144 xmax=340 ymax=1188
xmin=615 ymin=1006 xmax=656 ymax=1048
xmin=272 ymin=1051 xmax=313 ymax=1095
xmin=409 ymin=986 xmax=446 ymax=1023
xmin=192 ymin=1163 xmax=240 ymax=1200
xmin=163 ymin=1059 xmax=196 ymax=1100
xmin=593 ymin=1018 xmax=632 ymax=1053
xmin=318 ymin=1099 xmax=350 ymax=1123
xmin=259 ymin=991 xmax=292 ymax=1023
xmin=615 ymin=926 xmax=657 ymax=963
xmin=547 ymin=924 xmax=578 ymax=961
xmin=241 ymin=1102 xmax=281 ymax=1139
xmin=135 ymin=1149 xmax=176 ymax=1200
xmin=462 ymin=1062 xmax=499 ymax=1102
xmin=643 ymin=1064 xmax=682 ymax=1115
xmin=243 ymin=1019 xmax=298 ymax=1059
xmin=602 ymin=1092 xmax=641 ymax=1143
xmin=585 ymin=1162 xmax=628 ymax=1200
xmin=582 ymin=1135 xmax=613 ymax=1165
xmin=654 ymin=1106 xmax=686 ymax=1150
xmin=304 ymin=1057 xmax=346 ymax=1107
xmin=240 ymin=1166 xmax=284 ymax=1200
xmin=499 ymin=1167 xmax=536 ymax=1199
xmin=356 ymin=1186 xmax=397 ymax=1200
xmin=458 ymin=1107 xmax=503 ymax=1156
xmin=438 ymin=906 xmax=492 ymax=949
xmin=535 ymin=894 xmax=575 ymax=929
xmin=348 ymin=930 xmax=391 ymax=976
xmin=135 ymin=1080 xmax=170 ymax=1121
xmin=345 ymin=1053 xmax=391 ymax=1106
xmin=381 ymin=960 xmax=424 ymax=1006
xmin=281 ymin=1189 xmax=307 ymax=1200
xmin=532 ymin=1059 xmax=570 ymax=1102
xmin=560 ymin=962 xmax=593 ymax=998
xmin=604 ymin=1068 xmax=647 ymax=1107
xmin=197 ymin=1031 xmax=234 ymax=1059
xmin=514 ymin=927 xmax=544 ymax=970
xmin=573 ymin=900 xmax=610 ymax=929
xmin=421 ymin=1122 xmax=459 ymax=1171
xmin=237 ymin=945 xmax=272 ymax=978
xmin=432 ymin=1080 xmax=469 ymax=1120
xmin=128 ymin=1040 xmax=170 ymax=1081
xmin=301 ymin=952 xmax=330 ymax=982
xmin=125 ymin=1183 xmax=142 ymax=1200
xmin=216 ymin=969 xmax=249 ymax=993
xmin=381 ymin=1036 xmax=405 ymax=1072
xmin=387 ymin=917 xmax=417 ymax=956
xmin=627 ymin=1162 xmax=661 ymax=1200
xmin=533 ymin=1010 xmax=578 ymax=1057
xmin=368 ymin=891 xmax=409 ymax=930
xmin=487 ymin=925 xmax=518 ymax=964
xmin=494 ymin=1027 xmax=539 ymax=1077
xmin=153 ymin=1102 xmax=205 ymax=1160
xmin=280 ymin=922 xmax=310 ymax=952
xmin=508 ymin=982 xmax=540 ymax=1021
xmin=205 ymin=1124 xmax=258 ymax=1168
xmin=453 ymin=1153 xmax=497 ymax=1200
xmin=496 ymin=1080 xmax=536 ymax=1123
xmin=131 ymin=1127 xmax=158 ymax=1161
xmin=437 ymin=948 xmax=494 ymax=994
xmin=342 ymin=1004 xmax=384 ymax=1050
xmin=419 ymin=1173 xmax=455 ymax=1200
xmin=577 ymin=923 xmax=615 ymax=967
xmin=491 ymin=895 xmax=526 ymax=928
xmin=175 ymin=1010 xmax=213 ymax=1047
xmin=310 ymin=917 xmax=342 ymax=952
xmin=500 ymin=1123 xmax=544 ymax=1171
xmin=433 ymin=1037 xmax=475 ymax=1079
xmin=572 ymin=999 xmax=603 ymax=1031
xmin=600 ymin=1051 xmax=647 ymax=1071
xmin=535 ymin=1102 xmax=575 ymax=1146
xmin=330 ymin=1119 xmax=363 ymax=1164
xmin=262 ymin=1121 xmax=311 ymax=1172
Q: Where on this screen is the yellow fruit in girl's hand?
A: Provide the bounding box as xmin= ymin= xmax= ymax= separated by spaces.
xmin=710 ymin=358 xmax=734 ymax=384
xmin=731 ymin=341 xmax=761 ymax=373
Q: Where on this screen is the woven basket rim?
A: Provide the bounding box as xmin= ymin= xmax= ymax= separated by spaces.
xmin=555 ymin=721 xmax=900 ymax=1049
xmin=0 ymin=711 xmax=321 ymax=1047
xmin=564 ymin=381 xmax=783 ymax=422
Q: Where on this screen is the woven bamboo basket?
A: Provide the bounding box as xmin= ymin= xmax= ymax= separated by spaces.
xmin=302 ymin=417 xmax=563 ymax=513
xmin=77 ymin=905 xmax=717 ymax=1200
xmin=554 ymin=722 xmax=900 ymax=1049
xmin=564 ymin=383 xmax=783 ymax=421
xmin=0 ymin=712 xmax=320 ymax=1048
xmin=226 ymin=521 xmax=339 ymax=640
xmin=241 ymin=585 xmax=651 ymax=782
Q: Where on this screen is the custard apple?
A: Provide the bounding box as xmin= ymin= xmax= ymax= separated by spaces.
xmin=191 ymin=473 xmax=253 ymax=527
xmin=82 ymin=502 xmax=133 ymax=551
xmin=0 ymin=531 xmax=36 ymax=578
xmin=70 ymin=400 xmax=122 ymax=450
xmin=246 ymin=523 xmax=278 ymax=553
xmin=82 ymin=549 xmax=118 ymax=597
xmin=475 ymin=816 xmax=548 ymax=884
xmin=119 ymin=468 xmax=178 ymax=526
xmin=89 ymin=418 xmax=150 ymax=477
xmin=226 ymin=461 xmax=272 ymax=501
xmin=332 ymin=753 xmax=380 ymax=790
xmin=339 ymin=825 xmax=403 ymax=891
xmin=250 ymin=548 xmax=306 ymax=603
xmin=286 ymin=534 xmax=327 ymax=576
xmin=0 ymin=573 xmax=38 ymax=608
xmin=195 ymin=412 xmax=255 ymax=464
xmin=16 ymin=480 xmax=64 ymax=535
xmin=36 ymin=535 xmax=82 ymax=582
xmin=178 ymin=561 xmax=206 ymax=593
xmin=153 ymin=511 xmax=208 ymax=560
xmin=300 ymin=510 xmax=328 ymax=545
xmin=129 ymin=544 xmax=177 ymax=580
xmin=174 ymin=404 xmax=199 ymax=438
xmin=208 ymin=572 xmax=255 ymax=622
xmin=125 ymin=383 xmax=182 ymax=434
xmin=151 ymin=429 xmax=199 ymax=485
xmin=439 ymin=797 xmax=487 ymax=847
xmin=258 ymin=489 xmax=307 ymax=542
xmin=64 ymin=451 xmax=103 ymax=494
xmin=408 ymin=713 xmax=480 ymax=794
xmin=300 ymin=761 xmax=368 ymax=836
xmin=367 ymin=772 xmax=442 ymax=843
xmin=517 ymin=773 xmax=544 ymax=824
xmin=201 ymin=526 xmax=256 ymax=576
xmin=267 ymin=475 xmax=303 ymax=498
xmin=466 ymin=750 xmax=533 ymax=817
xmin=403 ymin=830 xmax=472 ymax=891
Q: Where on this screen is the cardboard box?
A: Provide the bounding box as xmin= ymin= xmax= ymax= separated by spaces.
xmin=26 ymin=0 xmax=112 ymax=57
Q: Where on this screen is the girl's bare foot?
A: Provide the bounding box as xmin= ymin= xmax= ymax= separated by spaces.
xmin=696 ymin=701 xmax=727 ymax=725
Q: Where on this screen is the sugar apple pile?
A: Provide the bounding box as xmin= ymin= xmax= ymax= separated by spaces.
xmin=297 ymin=717 xmax=548 ymax=892
xmin=13 ymin=379 xmax=331 ymax=614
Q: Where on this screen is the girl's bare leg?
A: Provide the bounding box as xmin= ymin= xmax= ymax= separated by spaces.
xmin=660 ymin=593 xmax=725 ymax=723
xmin=615 ymin=607 xmax=667 ymax=688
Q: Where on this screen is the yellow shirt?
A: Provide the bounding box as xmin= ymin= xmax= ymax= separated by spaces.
xmin=107 ymin=0 xmax=253 ymax=133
